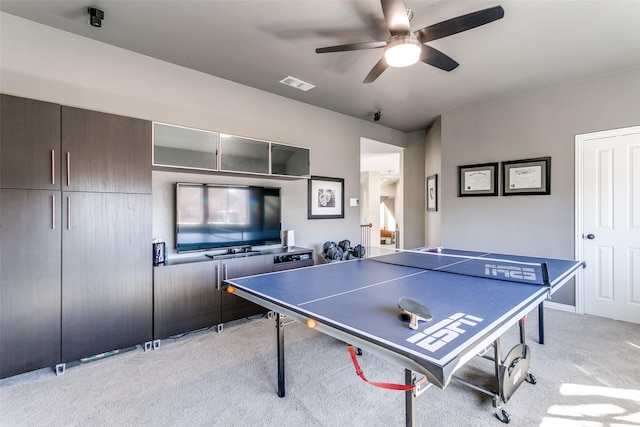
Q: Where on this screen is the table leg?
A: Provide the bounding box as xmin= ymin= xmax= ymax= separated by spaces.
xmin=493 ymin=338 xmax=502 ymax=400
xmin=538 ymin=302 xmax=545 ymax=344
xmin=405 ymin=369 xmax=416 ymax=427
xmin=277 ymin=313 xmax=285 ymax=397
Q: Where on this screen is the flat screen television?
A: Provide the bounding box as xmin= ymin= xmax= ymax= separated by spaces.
xmin=175 ymin=183 xmax=282 ymax=253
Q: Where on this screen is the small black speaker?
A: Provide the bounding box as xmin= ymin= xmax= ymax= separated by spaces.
xmin=153 ymin=242 xmax=166 ymax=266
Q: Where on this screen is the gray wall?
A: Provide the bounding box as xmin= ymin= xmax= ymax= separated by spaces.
xmin=0 ymin=12 xmax=411 ymax=261
xmin=425 ymin=118 xmax=442 ymax=247
xmin=437 ymin=67 xmax=640 ymax=305
xmin=9 ymin=11 xmax=636 ymax=305
xmin=402 ymin=130 xmax=426 ymax=249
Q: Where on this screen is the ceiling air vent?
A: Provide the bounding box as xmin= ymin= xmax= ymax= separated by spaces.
xmin=279 ymin=76 xmax=315 ymax=92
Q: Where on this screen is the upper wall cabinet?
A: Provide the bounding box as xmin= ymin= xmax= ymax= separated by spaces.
xmin=153 ymin=122 xmax=218 ymax=171
xmin=1 ymin=94 xmax=61 ymax=190
xmin=152 ymin=122 xmax=310 ymax=179
xmin=271 ymin=143 xmax=310 ymax=177
xmin=62 ymin=107 xmax=152 ymax=194
xmin=219 ymin=134 xmax=269 ymax=174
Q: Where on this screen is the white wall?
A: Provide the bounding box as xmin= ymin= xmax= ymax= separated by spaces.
xmin=361 ymin=171 xmax=381 ymax=248
xmin=439 ymin=67 xmax=640 ymax=305
xmin=380 ymin=182 xmax=397 ymax=198
xmin=0 ymin=12 xmax=410 ymax=261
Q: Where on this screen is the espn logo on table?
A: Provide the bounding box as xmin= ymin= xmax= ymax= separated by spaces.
xmin=406 ymin=312 xmax=483 ymax=353
xmin=484 ymin=263 xmax=537 ymax=282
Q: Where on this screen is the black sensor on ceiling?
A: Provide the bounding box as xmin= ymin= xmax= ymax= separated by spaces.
xmin=88 ymin=7 xmax=104 ymax=28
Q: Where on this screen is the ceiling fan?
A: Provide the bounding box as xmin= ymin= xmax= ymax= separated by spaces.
xmin=315 ymin=0 xmax=504 ymax=83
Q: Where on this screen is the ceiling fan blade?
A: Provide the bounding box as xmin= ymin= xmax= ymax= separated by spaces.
xmin=420 ymin=45 xmax=459 ymax=72
xmin=416 ymin=6 xmax=504 ymax=43
xmin=381 ymin=0 xmax=411 ymax=36
xmin=363 ymin=57 xmax=389 ymax=84
xmin=316 ymin=40 xmax=387 ymax=54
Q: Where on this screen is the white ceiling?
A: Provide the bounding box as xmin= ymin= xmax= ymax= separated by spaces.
xmin=361 ymin=137 xmax=402 ymax=184
xmin=2 ymin=0 xmax=640 ymax=134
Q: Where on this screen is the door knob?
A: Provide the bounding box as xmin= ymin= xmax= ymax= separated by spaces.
xmin=585 ymin=233 xmax=595 ymax=240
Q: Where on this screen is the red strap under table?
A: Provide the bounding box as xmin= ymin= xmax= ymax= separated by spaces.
xmin=348 ymin=345 xmax=427 ymax=391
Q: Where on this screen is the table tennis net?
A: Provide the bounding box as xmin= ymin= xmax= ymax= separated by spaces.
xmin=366 ymin=250 xmax=550 ymax=286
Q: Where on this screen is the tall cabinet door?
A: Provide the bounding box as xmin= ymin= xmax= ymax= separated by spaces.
xmin=61 ymin=106 xmax=151 ymax=193
xmin=0 ymin=94 xmax=60 ymax=190
xmin=61 ymin=192 xmax=152 ymax=361
xmin=153 ymin=261 xmax=221 ymax=340
xmin=0 ymin=189 xmax=61 ymax=378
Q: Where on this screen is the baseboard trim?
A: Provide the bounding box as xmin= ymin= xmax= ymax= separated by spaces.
xmin=545 ymin=301 xmax=575 ymax=313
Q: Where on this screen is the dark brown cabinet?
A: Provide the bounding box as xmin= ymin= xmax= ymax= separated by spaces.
xmin=152 ymin=256 xmax=270 ymax=339
xmin=61 ymin=192 xmax=152 ymax=361
xmin=0 ymin=189 xmax=62 ymax=378
xmin=1 ymin=94 xmax=153 ymax=378
xmin=0 ymin=94 xmax=61 ymax=190
xmin=152 ymin=249 xmax=313 ymax=339
xmin=59 ymin=107 xmax=153 ymax=362
xmin=1 ymin=94 xmax=63 ymax=378
xmin=61 ymin=107 xmax=151 ymax=194
xmin=153 ymin=261 xmax=220 ymax=340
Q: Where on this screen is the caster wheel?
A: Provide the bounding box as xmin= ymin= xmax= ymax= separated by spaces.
xmin=495 ymin=409 xmax=511 ymax=424
xmin=526 ymin=372 xmax=537 ymax=384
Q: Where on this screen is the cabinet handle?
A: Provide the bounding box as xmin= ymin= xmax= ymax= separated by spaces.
xmin=51 ymin=194 xmax=55 ymax=230
xmin=215 ymin=265 xmax=221 ymax=290
xmin=223 ymin=264 xmax=228 ymax=281
xmin=66 ymin=196 xmax=71 ymax=230
xmin=51 ymin=150 xmax=55 ymax=185
xmin=66 ymin=152 xmax=70 ymax=187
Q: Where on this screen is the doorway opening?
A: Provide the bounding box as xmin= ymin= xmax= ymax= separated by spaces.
xmin=380 ymin=198 xmax=396 ymax=248
xmin=360 ymin=137 xmax=404 ymax=255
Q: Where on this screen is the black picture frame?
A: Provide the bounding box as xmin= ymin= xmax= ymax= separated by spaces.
xmin=458 ymin=162 xmax=498 ymax=197
xmin=502 ymin=157 xmax=551 ymax=195
xmin=308 ymin=176 xmax=345 ymax=219
xmin=426 ymin=174 xmax=438 ymax=211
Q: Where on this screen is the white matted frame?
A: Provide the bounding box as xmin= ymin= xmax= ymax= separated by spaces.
xmin=458 ymin=162 xmax=498 ymax=197
xmin=502 ymin=157 xmax=551 ymax=195
xmin=308 ymin=176 xmax=344 ymax=219
xmin=426 ymin=174 xmax=438 ymax=211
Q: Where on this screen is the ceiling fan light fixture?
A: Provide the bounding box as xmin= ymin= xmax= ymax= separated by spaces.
xmin=384 ymin=35 xmax=421 ymax=68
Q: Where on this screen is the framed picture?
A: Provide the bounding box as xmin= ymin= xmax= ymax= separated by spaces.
xmin=502 ymin=157 xmax=551 ymax=195
xmin=458 ymin=162 xmax=498 ymax=197
xmin=308 ymin=176 xmax=344 ymax=219
xmin=426 ymin=174 xmax=438 ymax=211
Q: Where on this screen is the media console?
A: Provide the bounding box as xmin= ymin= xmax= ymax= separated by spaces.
xmin=273 ymin=251 xmax=313 ymax=271
xmin=153 ymin=247 xmax=313 ymax=340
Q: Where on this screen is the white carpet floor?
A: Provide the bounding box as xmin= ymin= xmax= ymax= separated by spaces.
xmin=1 ymin=308 xmax=639 ymax=426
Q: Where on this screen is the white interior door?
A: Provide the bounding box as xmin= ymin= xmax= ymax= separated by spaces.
xmin=576 ymin=126 xmax=640 ymax=324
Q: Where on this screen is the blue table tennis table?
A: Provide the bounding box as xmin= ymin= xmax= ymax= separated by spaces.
xmin=225 ymin=248 xmax=584 ymax=425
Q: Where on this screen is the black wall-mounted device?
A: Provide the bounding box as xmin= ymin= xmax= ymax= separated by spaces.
xmin=88 ymin=7 xmax=104 ymax=28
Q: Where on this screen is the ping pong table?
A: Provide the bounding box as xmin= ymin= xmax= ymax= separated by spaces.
xmin=225 ymin=248 xmax=584 ymax=425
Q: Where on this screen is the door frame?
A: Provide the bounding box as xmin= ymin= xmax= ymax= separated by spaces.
xmin=574 ymin=125 xmax=640 ymax=315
